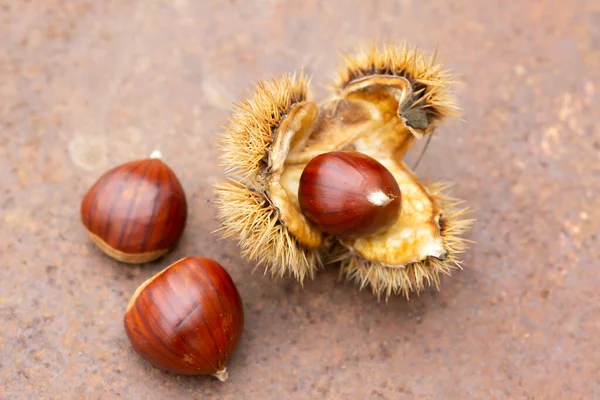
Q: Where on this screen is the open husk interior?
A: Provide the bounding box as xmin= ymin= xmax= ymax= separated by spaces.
xmin=217 ymin=44 xmax=471 ymax=298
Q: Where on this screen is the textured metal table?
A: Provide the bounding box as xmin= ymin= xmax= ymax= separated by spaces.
xmin=1 ymin=0 xmax=599 ymax=398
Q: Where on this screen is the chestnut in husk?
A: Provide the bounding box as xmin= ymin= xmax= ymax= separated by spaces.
xmin=298 ymin=151 xmax=401 ymax=239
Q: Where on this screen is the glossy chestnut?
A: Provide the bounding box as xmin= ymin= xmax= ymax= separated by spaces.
xmin=80 ymin=155 xmax=187 ymax=264
xmin=298 ymin=151 xmax=401 ymax=239
xmin=123 ymin=257 xmax=244 ymax=380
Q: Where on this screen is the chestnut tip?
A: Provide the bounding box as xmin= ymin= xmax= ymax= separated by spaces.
xmin=149 ymin=149 xmax=162 ymax=159
xmin=366 ymin=190 xmax=397 ymax=207
xmin=213 ymin=368 xmax=228 ymax=382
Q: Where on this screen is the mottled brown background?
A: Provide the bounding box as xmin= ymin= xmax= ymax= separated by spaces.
xmin=1 ymin=0 xmax=599 ymax=399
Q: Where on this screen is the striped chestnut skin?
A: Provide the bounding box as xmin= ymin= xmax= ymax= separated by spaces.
xmin=123 ymin=257 xmax=244 ymax=381
xmin=298 ymin=151 xmax=401 ymax=239
xmin=80 ymin=158 xmax=187 ymax=264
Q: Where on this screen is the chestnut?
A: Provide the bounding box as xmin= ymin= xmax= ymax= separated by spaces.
xmin=298 ymin=151 xmax=401 ymax=239
xmin=124 ymin=257 xmax=244 ymax=380
xmin=80 ymin=153 xmax=187 ymax=264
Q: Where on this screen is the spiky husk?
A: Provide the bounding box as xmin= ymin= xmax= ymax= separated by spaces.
xmin=335 ymin=42 xmax=460 ymax=119
xmin=215 ymin=180 xmax=321 ymax=282
xmin=220 ymin=73 xmax=309 ymax=180
xmin=337 ymin=184 xmax=473 ymax=300
xmin=217 ymin=45 xmax=472 ymax=296
xmin=216 ymin=74 xmax=320 ymax=282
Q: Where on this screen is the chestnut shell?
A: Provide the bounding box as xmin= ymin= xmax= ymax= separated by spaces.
xmin=298 ymin=151 xmax=402 ymax=239
xmin=80 ymin=158 xmax=187 ymax=263
xmin=123 ymin=257 xmax=244 ymax=377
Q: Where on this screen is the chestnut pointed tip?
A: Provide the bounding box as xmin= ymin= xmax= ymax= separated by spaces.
xmin=213 ymin=367 xmax=228 ymax=382
xmin=366 ymin=190 xmax=394 ymax=207
xmin=149 ymin=149 xmax=162 ymax=159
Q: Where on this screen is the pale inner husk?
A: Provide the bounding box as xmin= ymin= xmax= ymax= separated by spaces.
xmin=270 ymin=75 xmax=446 ymax=267
xmin=340 ymin=157 xmax=445 ymax=266
xmin=267 ymin=102 xmax=324 ymax=249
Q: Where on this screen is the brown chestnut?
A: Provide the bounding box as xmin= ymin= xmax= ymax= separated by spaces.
xmin=123 ymin=257 xmax=244 ymax=380
xmin=80 ymin=153 xmax=187 ymax=264
xmin=298 ymin=151 xmax=401 ymax=239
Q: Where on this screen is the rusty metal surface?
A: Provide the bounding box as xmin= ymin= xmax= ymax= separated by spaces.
xmin=1 ymin=0 xmax=599 ymax=398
